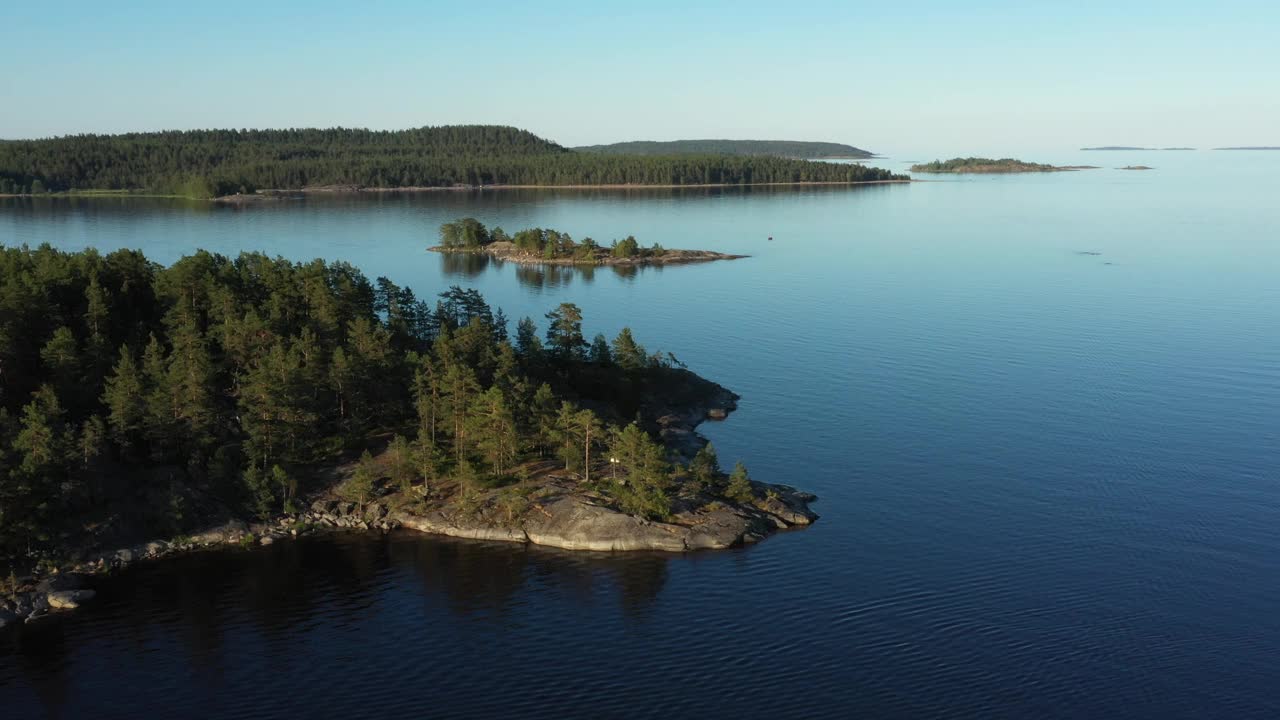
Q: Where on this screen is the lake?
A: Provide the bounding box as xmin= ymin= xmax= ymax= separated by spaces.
xmin=2 ymin=151 xmax=1279 ymax=718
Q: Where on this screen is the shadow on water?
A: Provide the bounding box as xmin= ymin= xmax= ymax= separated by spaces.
xmin=0 ymin=531 xmax=670 ymax=713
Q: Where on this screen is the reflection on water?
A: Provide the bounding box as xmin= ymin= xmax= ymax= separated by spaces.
xmin=0 ymin=532 xmax=672 ymax=717
xmin=442 ymin=254 xmax=658 ymax=290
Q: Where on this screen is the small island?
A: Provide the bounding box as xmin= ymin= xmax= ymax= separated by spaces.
xmin=0 ymin=245 xmax=812 ymax=628
xmin=428 ymin=217 xmax=746 ymax=267
xmin=910 ymin=157 xmax=1099 ymax=174
xmin=1119 ymin=165 xmax=1154 ymax=170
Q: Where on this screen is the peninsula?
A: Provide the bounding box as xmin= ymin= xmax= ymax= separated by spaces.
xmin=0 ymin=125 xmax=905 ymax=199
xmin=910 ymin=157 xmax=1100 ymax=173
xmin=0 ymin=245 xmax=814 ymax=627
xmin=428 ymin=218 xmax=745 ymax=267
xmin=574 ymin=139 xmax=876 ymax=159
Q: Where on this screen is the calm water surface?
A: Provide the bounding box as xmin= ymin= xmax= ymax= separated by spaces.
xmin=2 ymin=152 xmax=1279 ymax=718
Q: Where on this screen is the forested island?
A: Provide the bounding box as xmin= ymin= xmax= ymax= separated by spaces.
xmin=0 ymin=126 xmax=905 ymax=199
xmin=428 ymin=218 xmax=745 ymax=267
xmin=910 ymin=157 xmax=1099 ymax=173
xmin=574 ymin=139 xmax=875 ymax=159
xmin=0 ymin=245 xmax=815 ymax=625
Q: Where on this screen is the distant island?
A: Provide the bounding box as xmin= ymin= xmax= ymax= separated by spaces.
xmin=1213 ymin=146 xmax=1280 ymax=150
xmin=1081 ymin=146 xmax=1195 ymax=151
xmin=428 ymin=218 xmax=745 ymax=267
xmin=910 ymin=157 xmax=1099 ymax=173
xmin=0 ymin=126 xmax=905 ymax=199
xmin=574 ymin=139 xmax=875 ymax=160
xmin=1119 ymin=165 xmax=1154 ymax=170
xmin=0 ymin=245 xmax=816 ymax=626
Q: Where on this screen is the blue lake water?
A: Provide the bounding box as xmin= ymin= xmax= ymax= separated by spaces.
xmin=2 ymin=151 xmax=1279 ymax=718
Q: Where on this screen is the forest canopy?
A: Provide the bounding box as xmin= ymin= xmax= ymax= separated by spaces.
xmin=0 ymin=244 xmax=742 ymax=570
xmin=0 ymin=126 xmax=905 ymax=197
xmin=573 ymin=139 xmax=875 ymax=159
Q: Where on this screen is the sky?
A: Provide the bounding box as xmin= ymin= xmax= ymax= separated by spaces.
xmin=2 ymin=0 xmax=1277 ymax=155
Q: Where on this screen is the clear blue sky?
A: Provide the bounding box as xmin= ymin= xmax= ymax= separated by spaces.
xmin=3 ymin=1 xmax=1276 ymax=154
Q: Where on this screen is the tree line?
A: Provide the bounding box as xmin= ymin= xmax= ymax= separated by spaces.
xmin=0 ymin=125 xmax=906 ymax=197
xmin=0 ymin=244 xmax=755 ymax=570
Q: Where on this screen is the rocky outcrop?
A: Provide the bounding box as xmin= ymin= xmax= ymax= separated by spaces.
xmin=392 ymin=479 xmax=817 ymax=553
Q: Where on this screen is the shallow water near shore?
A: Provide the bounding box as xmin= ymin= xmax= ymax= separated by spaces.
xmin=2 ymin=151 xmax=1280 ymax=718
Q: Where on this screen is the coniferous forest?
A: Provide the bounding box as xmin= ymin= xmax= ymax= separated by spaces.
xmin=0 ymin=125 xmax=905 ymax=197
xmin=0 ymin=244 xmax=742 ymax=571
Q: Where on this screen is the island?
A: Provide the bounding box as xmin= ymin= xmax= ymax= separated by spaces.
xmin=0 ymin=245 xmax=815 ymax=628
xmin=1081 ymin=146 xmax=1195 ymax=151
xmin=0 ymin=125 xmax=906 ymax=199
xmin=910 ymin=157 xmax=1100 ymax=173
xmin=574 ymin=139 xmax=876 ymax=159
xmin=427 ymin=217 xmax=745 ymax=267
xmin=1119 ymin=165 xmax=1155 ymax=170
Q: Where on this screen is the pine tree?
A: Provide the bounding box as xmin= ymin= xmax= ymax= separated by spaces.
xmin=102 ymin=345 xmax=146 ymax=456
xmin=470 ymin=386 xmax=518 ymax=476
xmin=544 ymin=303 xmax=587 ymax=362
xmin=611 ymin=327 xmax=649 ymax=370
xmin=726 ymin=461 xmax=754 ymax=504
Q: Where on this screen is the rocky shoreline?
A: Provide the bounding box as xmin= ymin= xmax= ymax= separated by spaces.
xmin=1 ymin=384 xmax=818 ymax=630
xmin=429 ymin=241 xmax=747 ymax=267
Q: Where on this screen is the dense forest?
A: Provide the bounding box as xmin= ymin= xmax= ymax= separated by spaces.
xmin=0 ymin=126 xmax=904 ymax=198
xmin=438 ymin=217 xmax=667 ymax=262
xmin=574 ymin=139 xmax=874 ymax=159
xmin=0 ymin=244 xmax=751 ymax=571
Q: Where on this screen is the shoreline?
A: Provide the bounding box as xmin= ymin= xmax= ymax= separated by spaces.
xmin=0 ymin=179 xmax=910 ymax=202
xmin=1 ymin=376 xmax=818 ymax=629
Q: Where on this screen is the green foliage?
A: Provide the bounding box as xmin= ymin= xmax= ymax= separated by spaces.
xmin=689 ymin=444 xmax=721 ymax=493
xmin=726 ymin=461 xmax=754 ymax=504
xmin=243 ymin=465 xmax=276 ymax=521
xmin=0 ymin=127 xmax=902 ymax=197
xmin=605 ymin=423 xmax=673 ymax=520
xmin=343 ymin=451 xmax=378 ymax=507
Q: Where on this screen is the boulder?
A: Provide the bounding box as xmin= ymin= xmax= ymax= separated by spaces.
xmin=47 ymin=589 xmax=96 ymax=610
xmin=706 ymin=408 xmax=728 ymax=420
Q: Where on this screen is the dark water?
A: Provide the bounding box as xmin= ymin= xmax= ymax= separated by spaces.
xmin=3 ymin=152 xmax=1279 ymax=718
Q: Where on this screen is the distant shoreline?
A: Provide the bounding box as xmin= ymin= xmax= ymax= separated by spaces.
xmin=0 ymin=179 xmax=912 ymax=202
xmin=216 ymin=179 xmax=911 ymax=201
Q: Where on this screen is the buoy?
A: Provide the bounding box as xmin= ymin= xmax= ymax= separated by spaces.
xmin=768 ymin=236 xmax=773 ymax=241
